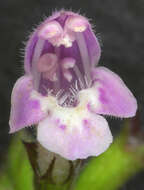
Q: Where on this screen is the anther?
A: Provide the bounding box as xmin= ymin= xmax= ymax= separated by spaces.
xmin=65 ymin=16 xmax=88 ymax=33
xmin=37 ymin=53 xmax=58 ymax=81
xmin=61 ymin=58 xmax=75 ymax=82
xmin=38 ymin=21 xmax=63 ymax=39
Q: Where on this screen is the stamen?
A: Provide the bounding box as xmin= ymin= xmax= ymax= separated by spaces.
xmin=62 ymin=58 xmax=75 ymax=69
xmin=84 ymin=75 xmax=92 ymax=88
xmin=75 ymin=32 xmax=91 ymax=85
xmin=32 ymin=38 xmax=45 ymax=90
xmin=37 ymin=53 xmax=58 ymax=82
xmin=73 ymin=65 xmax=85 ymax=88
xmin=37 ymin=53 xmax=58 ymax=72
xmin=52 ymin=73 xmax=58 ymax=81
xmin=75 ymin=80 xmax=79 ymax=92
xmin=63 ymin=71 xmax=72 ymax=82
xmin=61 ymin=58 xmax=75 ymax=82
xmin=38 ymin=21 xmax=74 ymax=48
xmin=54 ymin=47 xmax=61 ymax=93
xmin=42 ymin=71 xmax=58 ymax=81
xmin=66 ymin=16 xmax=88 ymax=33
xmin=38 ymin=21 xmax=63 ymax=39
xmin=78 ymin=77 xmax=85 ymax=89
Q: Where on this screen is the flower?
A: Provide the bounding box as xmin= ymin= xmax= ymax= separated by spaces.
xmin=9 ymin=10 xmax=137 ymax=160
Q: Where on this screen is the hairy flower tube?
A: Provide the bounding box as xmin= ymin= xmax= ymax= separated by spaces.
xmin=9 ymin=10 xmax=137 ymax=160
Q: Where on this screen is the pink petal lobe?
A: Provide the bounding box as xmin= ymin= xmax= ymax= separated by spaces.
xmin=37 ymin=111 xmax=113 ymax=160
xmin=91 ymin=67 xmax=137 ymax=118
xmin=9 ymin=75 xmax=47 ymax=133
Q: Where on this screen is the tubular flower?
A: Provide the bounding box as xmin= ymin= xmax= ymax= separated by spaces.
xmin=9 ymin=11 xmax=137 ymax=160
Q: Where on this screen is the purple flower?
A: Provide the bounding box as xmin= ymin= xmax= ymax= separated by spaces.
xmin=9 ymin=10 xmax=137 ymax=160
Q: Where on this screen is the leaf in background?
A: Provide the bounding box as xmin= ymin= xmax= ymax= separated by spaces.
xmin=4 ymin=135 xmax=34 ymax=190
xmin=0 ymin=174 xmax=14 ymax=190
xmin=73 ymin=127 xmax=144 ymax=190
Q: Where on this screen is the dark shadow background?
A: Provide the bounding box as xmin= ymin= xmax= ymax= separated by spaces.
xmin=0 ymin=0 xmax=144 ymax=189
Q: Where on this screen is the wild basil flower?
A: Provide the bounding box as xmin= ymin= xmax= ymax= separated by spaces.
xmin=9 ymin=11 xmax=137 ymax=160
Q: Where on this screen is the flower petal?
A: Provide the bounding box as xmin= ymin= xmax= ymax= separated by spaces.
xmin=91 ymin=67 xmax=137 ymax=117
xmin=24 ymin=10 xmax=101 ymax=97
xmin=83 ymin=26 xmax=101 ymax=66
xmin=9 ymin=75 xmax=47 ymax=133
xmin=37 ymin=110 xmax=113 ymax=160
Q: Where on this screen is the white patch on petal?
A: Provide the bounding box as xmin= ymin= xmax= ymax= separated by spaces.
xmin=31 ymin=86 xmax=101 ymax=134
xmin=34 ymin=86 xmax=112 ymax=160
xmin=78 ymin=85 xmax=101 ymax=110
xmin=37 ymin=107 xmax=112 ymax=160
xmin=30 ymin=90 xmax=56 ymax=113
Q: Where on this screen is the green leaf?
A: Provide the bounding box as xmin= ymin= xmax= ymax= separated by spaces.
xmin=73 ymin=133 xmax=144 ymax=190
xmin=0 ymin=174 xmax=14 ymax=190
xmin=6 ymin=135 xmax=34 ymax=190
